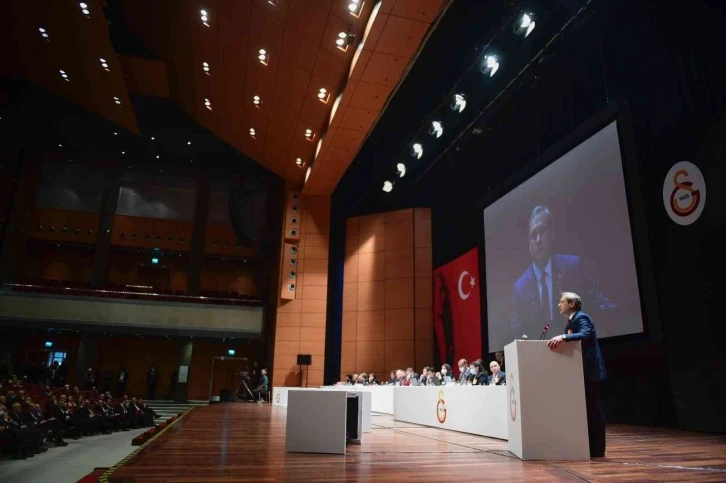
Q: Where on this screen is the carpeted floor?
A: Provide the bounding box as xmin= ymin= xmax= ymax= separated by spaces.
xmin=0 ymin=428 xmax=146 ymax=483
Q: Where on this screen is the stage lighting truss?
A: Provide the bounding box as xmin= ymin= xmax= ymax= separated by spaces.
xmin=430 ymin=121 xmax=443 ymax=138
xmin=451 ymin=93 xmax=466 ymax=113
xmin=515 ymin=12 xmax=536 ymax=37
xmin=481 ymin=54 xmax=500 ymax=77
xmin=411 ymin=143 xmax=423 ymax=159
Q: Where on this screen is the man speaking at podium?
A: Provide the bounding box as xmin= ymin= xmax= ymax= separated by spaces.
xmin=547 ymin=292 xmax=607 ymax=458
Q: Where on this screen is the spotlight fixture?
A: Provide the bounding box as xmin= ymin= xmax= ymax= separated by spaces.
xmin=79 ymin=2 xmax=90 ymax=16
xmin=200 ymin=9 xmax=209 ymax=26
xmin=429 ymin=120 xmax=443 ymax=138
xmin=156 ymin=155 xmax=160 ymax=159
xmin=336 ymin=31 xmax=355 ymax=52
xmin=348 ymin=0 xmax=364 ymax=18
xmin=100 ymin=58 xmax=109 ymax=71
xmin=515 ymin=12 xmax=536 ymax=37
xmin=113 ymin=132 xmax=118 ymax=136
xmin=253 ymin=95 xmax=261 ymax=107
xmin=304 ymin=128 xmax=314 ymax=140
xmin=481 ymin=54 xmax=500 ymax=77
xmin=249 ymin=128 xmax=256 ymax=137
xmin=39 ymin=27 xmax=49 ymax=40
xmin=113 ymin=96 xmax=121 ymax=105
xmin=411 ymin=143 xmax=423 ymax=159
xmin=382 ymin=180 xmax=393 ymax=192
xmin=204 ymin=98 xmax=212 ymax=110
xmin=187 ymin=141 xmax=191 ymax=145
xmin=121 ymin=151 xmax=125 ymax=155
xmin=396 ymin=163 xmax=406 ymax=178
xmin=267 ymin=0 xmax=277 ymax=5
xmin=59 ymin=69 xmax=69 ymax=82
xmin=258 ymin=49 xmax=269 ymax=65
xmin=202 ymin=61 xmax=210 ymax=75
xmin=451 ymin=93 xmax=466 ymax=113
xmin=317 ymin=88 xmax=330 ymax=103
xmin=295 ymin=157 xmax=303 ymax=166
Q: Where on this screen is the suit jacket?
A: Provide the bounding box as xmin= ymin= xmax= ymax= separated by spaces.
xmin=488 ymin=371 xmax=506 ymax=385
xmin=564 ymin=311 xmax=607 ymax=382
xmin=511 ymin=254 xmax=616 ymax=338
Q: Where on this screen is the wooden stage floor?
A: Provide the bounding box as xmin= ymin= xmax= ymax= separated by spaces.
xmin=107 ymin=403 xmax=726 ymax=482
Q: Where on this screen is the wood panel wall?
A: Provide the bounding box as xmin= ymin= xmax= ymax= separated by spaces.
xmin=272 ymin=195 xmax=330 ymax=389
xmin=200 ymin=257 xmax=258 ymax=295
xmin=340 ymin=208 xmax=433 ymax=381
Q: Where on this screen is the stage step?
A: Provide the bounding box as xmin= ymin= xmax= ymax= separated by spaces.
xmin=147 ymin=399 xmax=208 ymax=424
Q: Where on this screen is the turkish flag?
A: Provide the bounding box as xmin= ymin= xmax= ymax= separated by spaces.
xmin=433 ymin=248 xmax=482 ymax=377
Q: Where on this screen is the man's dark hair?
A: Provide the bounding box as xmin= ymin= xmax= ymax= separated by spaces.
xmin=529 ymin=205 xmax=554 ymax=227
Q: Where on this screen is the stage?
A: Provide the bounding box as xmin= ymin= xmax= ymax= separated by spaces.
xmin=105 ymin=403 xmax=726 ymax=482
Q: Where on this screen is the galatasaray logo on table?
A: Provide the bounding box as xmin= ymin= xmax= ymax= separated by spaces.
xmin=436 ymin=390 xmax=447 ymax=423
xmin=276 ymin=392 xmax=281 ymax=403
xmin=509 ymin=374 xmax=517 ymax=422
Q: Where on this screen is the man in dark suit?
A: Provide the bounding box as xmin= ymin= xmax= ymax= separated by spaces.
xmin=488 ymin=361 xmax=506 ymax=385
xmin=511 ymin=206 xmax=616 ymax=339
xmin=547 ymin=292 xmax=607 ymax=458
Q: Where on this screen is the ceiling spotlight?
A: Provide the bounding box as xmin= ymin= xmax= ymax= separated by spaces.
xmin=58 ymin=144 xmax=63 ymax=147
xmin=430 ymin=121 xmax=443 ymax=138
xmin=383 ymin=180 xmax=393 ymax=192
xmin=121 ymin=151 xmax=125 ymax=155
xmin=304 ymin=128 xmax=313 ymax=140
xmin=100 ymin=58 xmax=109 ymax=71
xmin=411 ymin=143 xmax=423 ymax=159
xmin=258 ymin=49 xmax=269 ymax=65
xmin=113 ymin=96 xmax=122 ymax=105
xmin=348 ymin=0 xmax=363 ymax=17
xmin=187 ymin=141 xmax=191 ymax=145
xmin=336 ymin=31 xmax=355 ymax=51
xmin=204 ymin=98 xmax=212 ymax=110
xmin=39 ymin=27 xmax=49 ymax=40
xmin=396 ymin=163 xmax=406 ymax=178
xmin=200 ymin=9 xmax=209 ymax=26
xmin=295 ymin=157 xmax=303 ymax=166
xmin=156 ymin=155 xmax=160 ymax=159
xmin=249 ymin=128 xmax=256 ymax=137
xmin=515 ymin=12 xmax=536 ymax=37
xmin=80 ymin=2 xmax=90 ymax=16
xmin=268 ymin=0 xmax=277 ymax=5
xmin=151 ymin=136 xmax=155 ymax=140
xmin=481 ymin=54 xmax=500 ymax=77
xmin=59 ymin=69 xmax=69 ymax=81
xmin=451 ymin=93 xmax=466 ymax=113
xmin=317 ymin=87 xmax=329 ymax=103
xmin=202 ymin=61 xmax=210 ymax=75
xmin=253 ymin=95 xmax=261 ymax=107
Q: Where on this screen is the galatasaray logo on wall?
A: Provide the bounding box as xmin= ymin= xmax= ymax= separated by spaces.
xmin=509 ymin=374 xmax=517 ymax=422
xmin=436 ymin=390 xmax=447 ymax=423
xmin=663 ymin=161 xmax=706 ymax=226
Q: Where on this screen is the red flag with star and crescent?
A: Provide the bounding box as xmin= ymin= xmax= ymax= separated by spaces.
xmin=432 ymin=248 xmax=482 ymax=377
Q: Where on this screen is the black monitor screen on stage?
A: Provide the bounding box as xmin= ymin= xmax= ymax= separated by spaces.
xmin=483 ymin=121 xmax=644 ymax=351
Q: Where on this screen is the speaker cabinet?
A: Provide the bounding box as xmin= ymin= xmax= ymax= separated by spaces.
xmin=297 ymin=354 xmax=312 ymax=365
xmin=284 ymin=190 xmax=301 ymax=242
xmin=281 ymin=242 xmax=298 ymax=300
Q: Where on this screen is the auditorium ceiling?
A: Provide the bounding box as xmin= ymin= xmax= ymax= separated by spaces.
xmin=1 ymin=0 xmax=446 ymax=192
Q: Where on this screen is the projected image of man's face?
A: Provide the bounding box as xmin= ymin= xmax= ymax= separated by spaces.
xmin=528 ymin=212 xmax=553 ymax=267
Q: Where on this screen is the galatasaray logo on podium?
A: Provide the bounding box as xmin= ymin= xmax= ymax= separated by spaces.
xmin=509 ymin=374 xmax=517 ymax=422
xmin=436 ymin=390 xmax=447 ymax=423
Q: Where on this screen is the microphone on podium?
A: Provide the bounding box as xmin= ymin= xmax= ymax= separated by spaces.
xmin=539 ymin=323 xmax=551 ymax=340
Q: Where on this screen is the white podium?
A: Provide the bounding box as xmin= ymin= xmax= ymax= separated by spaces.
xmin=504 ymin=340 xmax=590 ymax=461
xmin=285 ymin=390 xmax=363 ymax=454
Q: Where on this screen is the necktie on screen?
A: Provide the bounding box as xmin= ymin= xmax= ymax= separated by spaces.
xmin=540 ymin=270 xmax=550 ymax=321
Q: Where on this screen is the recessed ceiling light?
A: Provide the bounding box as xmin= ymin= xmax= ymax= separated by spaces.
xmin=122 ymin=151 xmax=125 ymax=155
xmin=396 ymin=163 xmax=406 ymax=177
xmin=156 ymin=155 xmax=160 ymax=159
xmin=113 ymin=96 xmax=122 ymax=105
xmin=253 ymin=95 xmax=261 ymax=107
xmin=249 ymin=128 xmax=256 ymax=137
xmin=348 ymin=0 xmax=363 ymax=17
xmin=151 ymin=136 xmax=155 ymax=140
xmin=80 ymin=2 xmax=90 ymax=16
xmin=305 ymin=128 xmax=313 ymax=140
xmin=204 ymin=98 xmax=212 ymax=110
xmin=58 ymin=144 xmax=62 ymax=147
xmin=258 ymin=49 xmax=269 ymax=65
xmin=187 ymin=141 xmax=191 ymax=145
xmin=482 ymin=54 xmax=500 ymax=77
xmin=336 ymin=31 xmax=354 ymax=51
xmin=296 ymin=157 xmax=303 ymax=166
xmin=429 ymin=121 xmax=443 ymax=138
xmin=113 ymin=132 xmax=118 ymax=136
xmin=202 ymin=61 xmax=210 ymax=75
xmin=59 ymin=69 xmax=69 ymax=82
xmin=200 ymin=9 xmax=209 ymax=26
xmin=411 ymin=143 xmax=423 ymax=159
xmin=383 ymin=180 xmax=393 ymax=192
xmin=317 ymin=88 xmax=329 ymax=103
xmin=451 ymin=93 xmax=466 ymax=113
xmin=100 ymin=58 xmax=109 ymax=71
xmin=39 ymin=27 xmax=49 ymax=40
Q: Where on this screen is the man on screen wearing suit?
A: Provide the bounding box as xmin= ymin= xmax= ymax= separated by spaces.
xmin=547 ymin=292 xmax=607 ymax=458
xmin=511 ymin=206 xmax=616 ymax=339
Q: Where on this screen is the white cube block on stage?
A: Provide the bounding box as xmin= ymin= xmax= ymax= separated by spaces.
xmin=504 ymin=340 xmax=590 ymax=461
xmin=320 ymin=384 xmax=394 ymax=415
xmin=286 ymin=390 xmax=362 ymax=454
xmin=319 ymin=386 xmax=372 ymax=432
xmin=393 ymin=385 xmax=508 ymax=440
xmin=272 ymin=386 xmax=314 ymax=408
